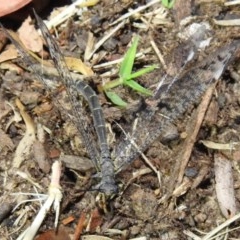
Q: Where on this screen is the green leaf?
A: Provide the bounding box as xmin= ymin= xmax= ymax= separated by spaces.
xmin=162 ymin=0 xmax=175 ymax=8
xmin=105 ymin=91 xmax=127 ymax=107
xmin=102 ymin=78 xmax=122 ymax=91
xmin=168 ymin=0 xmax=175 ymax=8
xmin=124 ymin=80 xmax=152 ymax=96
xmin=126 ymin=65 xmax=157 ymax=80
xmin=119 ymin=36 xmax=139 ymax=79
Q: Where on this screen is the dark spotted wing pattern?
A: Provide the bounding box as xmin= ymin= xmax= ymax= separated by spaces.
xmin=1 ymin=11 xmax=118 ymax=195
xmin=113 ymin=40 xmax=240 ymax=171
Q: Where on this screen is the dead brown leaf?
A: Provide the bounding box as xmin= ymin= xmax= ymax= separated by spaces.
xmin=65 ymin=56 xmax=94 ymax=76
xmin=18 ymin=16 xmax=43 ymax=53
xmin=33 ymin=140 xmax=50 ymax=173
xmin=88 ymin=208 xmax=103 ymax=232
xmin=0 ymin=62 xmax=23 ymax=74
xmin=214 ymin=153 xmax=236 ymax=218
xmin=35 ymin=225 xmax=71 ymax=240
xmin=74 ymin=213 xmax=86 ymax=240
xmin=13 ymin=98 xmax=36 ymax=168
xmin=0 ymin=45 xmax=18 ymax=63
xmin=3 ymin=28 xmax=50 ymax=66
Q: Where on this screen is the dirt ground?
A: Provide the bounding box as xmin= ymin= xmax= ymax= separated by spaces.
xmin=1 ymin=0 xmax=240 ymax=239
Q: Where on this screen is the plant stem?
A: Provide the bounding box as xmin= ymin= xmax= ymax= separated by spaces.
xmin=103 ymin=78 xmax=122 ymax=90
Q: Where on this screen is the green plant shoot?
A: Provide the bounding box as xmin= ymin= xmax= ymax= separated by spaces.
xmin=103 ymin=35 xmax=157 ymax=106
xmin=105 ymin=91 xmax=127 ymax=107
xmin=162 ymin=0 xmax=175 ymax=8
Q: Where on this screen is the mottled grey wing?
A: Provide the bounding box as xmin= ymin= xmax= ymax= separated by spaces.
xmin=113 ymin=40 xmax=240 ymax=171
xmin=0 ymin=23 xmax=100 ymax=168
xmin=33 ymin=11 xmax=117 ymax=194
